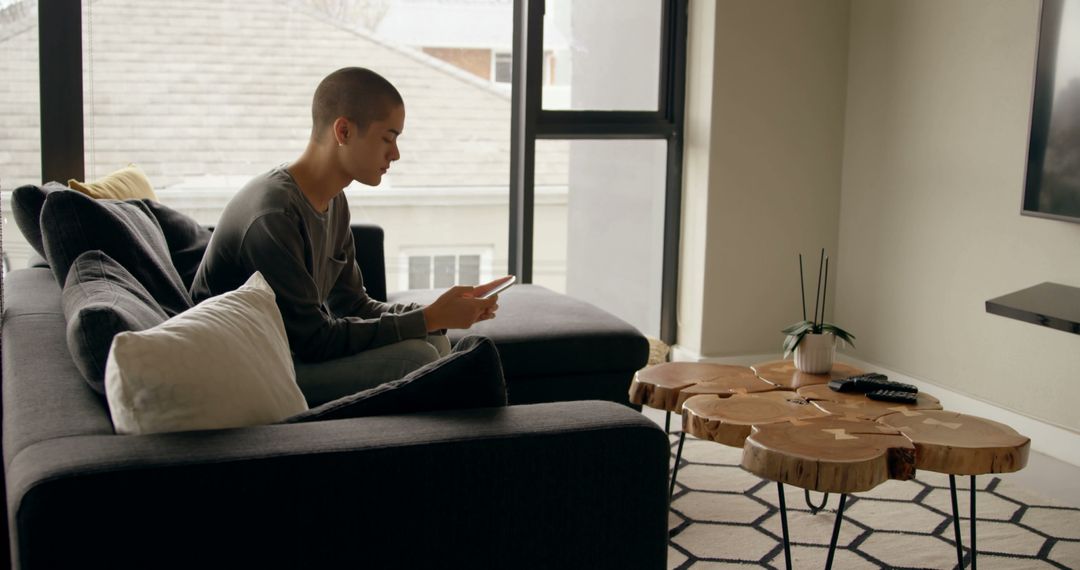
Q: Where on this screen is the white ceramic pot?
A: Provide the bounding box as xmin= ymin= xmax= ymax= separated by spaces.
xmin=794 ymin=332 xmax=835 ymax=374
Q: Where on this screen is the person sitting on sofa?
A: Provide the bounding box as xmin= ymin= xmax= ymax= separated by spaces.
xmin=192 ymin=66 xmax=511 ymax=406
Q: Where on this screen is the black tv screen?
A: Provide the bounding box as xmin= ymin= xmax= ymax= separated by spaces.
xmin=1024 ymin=0 xmax=1080 ymax=223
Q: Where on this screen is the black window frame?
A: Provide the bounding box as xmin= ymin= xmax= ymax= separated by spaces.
xmin=39 ymin=0 xmax=84 ymax=184
xmin=510 ymin=0 xmax=687 ymax=343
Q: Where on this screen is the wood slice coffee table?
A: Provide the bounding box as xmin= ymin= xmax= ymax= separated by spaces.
xmin=751 ymin=360 xmax=865 ymax=389
xmin=633 ymin=361 xmax=1029 ymax=569
xmin=878 ymin=410 xmax=1031 ymax=569
xmin=741 ymin=417 xmax=917 ymax=570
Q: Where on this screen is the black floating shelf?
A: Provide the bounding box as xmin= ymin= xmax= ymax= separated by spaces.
xmin=986 ymin=282 xmax=1080 ymax=335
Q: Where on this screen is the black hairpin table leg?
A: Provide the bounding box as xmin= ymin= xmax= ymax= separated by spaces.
xmin=949 ymin=475 xmax=965 ymax=569
xmin=970 ymin=475 xmax=977 ymax=570
xmin=949 ymin=475 xmax=979 ymax=569
xmin=669 ymin=431 xmax=686 ymax=502
xmin=776 ymin=482 xmax=792 ymax=570
xmin=804 ymin=489 xmax=829 ymax=514
xmin=824 ymin=493 xmax=848 ymax=570
xmin=664 ymin=410 xmax=671 ymax=434
xmin=773 ymin=485 xmax=845 ymax=569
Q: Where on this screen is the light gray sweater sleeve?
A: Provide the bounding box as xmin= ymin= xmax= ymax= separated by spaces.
xmin=240 ymin=213 xmax=428 ymax=362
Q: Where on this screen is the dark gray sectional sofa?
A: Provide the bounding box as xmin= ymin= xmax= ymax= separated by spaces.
xmin=1 ymin=191 xmax=666 ymax=568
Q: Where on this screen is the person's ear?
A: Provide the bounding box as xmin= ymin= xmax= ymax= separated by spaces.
xmin=332 ymin=117 xmax=351 ymax=147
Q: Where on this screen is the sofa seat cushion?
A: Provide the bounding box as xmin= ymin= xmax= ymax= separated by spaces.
xmin=388 ymin=285 xmax=649 ymax=379
xmin=63 ymin=251 xmax=169 ymax=395
xmin=39 ymin=189 xmax=193 ymax=316
xmin=284 ymin=335 xmax=507 ymax=423
xmin=2 ymin=269 xmax=117 ymax=461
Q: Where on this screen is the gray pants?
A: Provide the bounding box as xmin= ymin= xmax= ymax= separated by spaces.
xmin=294 ymin=335 xmax=452 ymax=407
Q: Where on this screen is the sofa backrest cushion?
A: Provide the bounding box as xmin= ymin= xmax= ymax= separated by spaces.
xmin=13 ymin=184 xmax=213 ymax=288
xmin=283 ymin=335 xmax=507 ymax=423
xmin=11 ymin=182 xmax=68 ymax=258
xmin=62 ymin=251 xmax=169 ymax=395
xmin=141 ymin=201 xmax=213 ymax=289
xmin=105 ymin=272 xmax=308 ymax=435
xmin=350 ymin=224 xmax=386 ymax=302
xmin=40 ymin=189 xmax=193 ymax=316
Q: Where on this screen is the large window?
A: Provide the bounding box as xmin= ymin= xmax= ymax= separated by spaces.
xmin=77 ymin=0 xmax=512 ymax=293
xmin=22 ymin=0 xmax=686 ymax=342
xmin=535 ymin=139 xmax=666 ymax=337
xmin=512 ymin=0 xmax=686 ymax=341
xmin=542 ymin=0 xmax=663 ymax=111
xmin=0 ymin=0 xmax=41 ymax=270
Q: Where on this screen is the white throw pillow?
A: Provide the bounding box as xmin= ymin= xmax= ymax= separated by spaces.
xmin=105 ymin=272 xmax=308 ymax=435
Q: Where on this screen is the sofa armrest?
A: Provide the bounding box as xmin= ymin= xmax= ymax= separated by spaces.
xmin=7 ymin=401 xmax=669 ymax=569
xmin=350 ymin=223 xmax=387 ymax=302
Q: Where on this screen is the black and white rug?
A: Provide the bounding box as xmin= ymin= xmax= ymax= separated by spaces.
xmin=666 ymin=434 xmax=1080 ymax=569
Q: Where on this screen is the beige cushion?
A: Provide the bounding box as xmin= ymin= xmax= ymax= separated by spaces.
xmin=105 ymin=272 xmax=308 ymax=435
xmin=69 ymin=164 xmax=159 ymax=200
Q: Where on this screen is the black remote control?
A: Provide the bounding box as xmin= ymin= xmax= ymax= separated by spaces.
xmin=866 ymin=389 xmax=918 ymax=404
xmin=827 ymin=373 xmax=888 ymax=393
xmin=827 ymin=374 xmax=918 ymax=394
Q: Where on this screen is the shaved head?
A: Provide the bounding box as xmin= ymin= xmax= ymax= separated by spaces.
xmin=311 ymin=67 xmax=403 ymax=140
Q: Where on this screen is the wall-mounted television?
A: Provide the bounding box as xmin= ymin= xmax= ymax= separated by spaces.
xmin=1023 ymin=0 xmax=1080 ymax=224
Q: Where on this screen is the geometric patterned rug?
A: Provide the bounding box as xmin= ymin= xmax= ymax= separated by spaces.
xmin=666 ymin=434 xmax=1080 ymax=569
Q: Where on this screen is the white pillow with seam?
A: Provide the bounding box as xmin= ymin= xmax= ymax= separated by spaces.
xmin=106 ymin=271 xmax=308 ymax=435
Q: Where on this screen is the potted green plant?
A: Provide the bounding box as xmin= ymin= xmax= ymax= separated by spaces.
xmin=782 ymin=250 xmax=855 ymax=373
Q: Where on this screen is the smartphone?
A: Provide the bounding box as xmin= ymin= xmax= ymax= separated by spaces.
xmin=480 ymin=275 xmax=516 ymax=299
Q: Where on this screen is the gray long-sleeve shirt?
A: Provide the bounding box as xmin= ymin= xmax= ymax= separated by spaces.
xmin=191 ymin=167 xmax=428 ymax=362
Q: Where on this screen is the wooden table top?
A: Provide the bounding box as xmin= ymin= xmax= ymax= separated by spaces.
xmin=629 ymin=362 xmax=776 ymax=412
xmin=742 ymin=416 xmax=916 ymax=494
xmin=797 ymin=384 xmax=943 ymax=420
xmin=682 ymin=392 xmax=828 ymax=447
xmin=878 ymin=410 xmax=1030 ymax=475
xmin=751 ymin=360 xmax=865 ymax=389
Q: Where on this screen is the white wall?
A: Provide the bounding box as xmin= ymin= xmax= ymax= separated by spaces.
xmin=835 ymin=0 xmax=1080 ymax=432
xmin=678 ymin=0 xmax=851 ymax=357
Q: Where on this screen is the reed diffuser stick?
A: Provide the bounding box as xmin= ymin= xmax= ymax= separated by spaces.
xmin=820 ymin=256 xmax=829 ymax=327
xmin=799 ymin=254 xmax=806 ymax=321
xmin=812 ymin=248 xmax=824 ymax=328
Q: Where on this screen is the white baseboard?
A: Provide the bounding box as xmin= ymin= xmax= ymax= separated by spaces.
xmin=670 ymin=345 xmax=1080 ymax=468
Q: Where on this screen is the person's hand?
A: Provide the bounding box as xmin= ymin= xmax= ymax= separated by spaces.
xmin=422 ymin=286 xmax=499 ymax=331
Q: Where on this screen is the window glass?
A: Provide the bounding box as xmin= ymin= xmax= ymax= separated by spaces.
xmin=433 ymin=255 xmax=456 ymax=288
xmin=534 ymin=139 xmax=666 ymax=337
xmin=542 ymin=0 xmax=662 ymax=110
xmin=409 ymin=255 xmax=431 ymax=290
xmin=80 ymin=0 xmax=511 ymax=293
xmin=459 ymin=254 xmax=480 ymax=285
xmin=494 ymin=52 xmax=512 ymax=84
xmin=1 ymin=0 xmax=41 ymax=271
